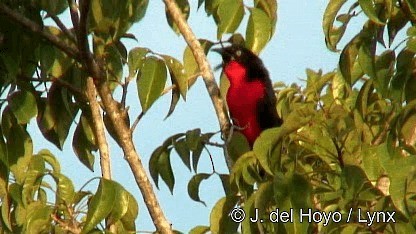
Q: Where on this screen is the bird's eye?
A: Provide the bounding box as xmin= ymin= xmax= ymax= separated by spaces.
xmin=236 ymin=50 xmax=242 ymax=57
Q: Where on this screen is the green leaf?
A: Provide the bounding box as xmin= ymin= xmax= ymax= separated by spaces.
xmin=189 ymin=225 xmax=210 ymax=234
xmin=40 ymin=27 xmax=74 ymax=78
xmin=8 ymin=90 xmax=37 ymax=125
xmin=227 ymin=131 xmax=250 ymax=162
xmin=187 ymin=173 xmax=211 ymax=205
xmin=390 ymin=49 xmax=414 ymax=101
xmin=186 ymin=128 xmax=201 ymax=151
xmin=361 ymin=145 xmax=384 ymax=181
xmin=82 ymin=179 xmax=116 ymax=233
xmin=137 ymin=56 xmax=167 ymax=112
xmin=119 ymin=192 xmax=139 ymax=232
xmin=356 ymin=79 xmax=374 ymax=117
xmin=210 ymin=196 xmax=239 ymax=234
xmin=174 ymin=139 xmax=191 ymax=171
xmin=246 ymin=7 xmax=272 ymax=54
xmin=159 ymin=149 xmax=175 ymax=194
xmin=89 ymin=0 xmax=149 ymax=39
xmin=216 ymin=0 xmax=244 ymax=39
xmin=254 ymin=0 xmax=278 ymax=36
xmin=1 ymin=195 xmax=12 ymax=231
xmin=358 ymin=37 xmax=376 ymax=79
xmin=7 ymin=124 xmax=33 ymax=184
xmin=400 ymin=110 xmax=416 ymax=148
xmin=358 ymin=0 xmax=385 ymax=25
xmin=104 ymin=44 xmax=123 ymax=90
xmin=162 ymin=55 xmax=188 ymax=99
xmin=253 ymin=127 xmax=281 ymax=175
xmin=183 ymin=39 xmax=213 ymax=86
xmin=375 ymin=50 xmax=395 ymax=97
xmin=165 ymin=0 xmax=190 ymax=34
xmin=192 ymin=141 xmax=204 ymax=172
xmin=37 ymin=83 xmax=78 ymax=150
xmin=241 ymin=190 xmax=259 ymax=233
xmin=149 ymin=146 xmax=175 ymax=193
xmin=254 ymin=181 xmax=273 ymax=216
xmin=387 ymin=7 xmax=408 ymax=46
xmin=197 ymin=0 xmax=205 ymax=9
xmin=166 ymin=89 xmax=180 ymax=120
xmin=24 ymin=204 xmax=52 ymax=233
xmin=339 ymin=35 xmax=362 ymax=85
xmin=128 ymin=47 xmax=149 ymax=78
xmin=52 ymin=173 xmax=75 ymax=205
xmin=38 ymin=150 xmax=61 ymax=173
xmin=149 ymin=146 xmax=165 ymax=187
xmin=322 ymin=0 xmax=348 ymax=51
xmin=72 ymin=118 xmax=96 ymax=172
xmin=231 ymin=151 xmax=259 ymax=188
xmin=204 ymin=0 xmax=224 ymax=17
xmin=218 ymin=173 xmax=232 ymax=195
xmin=219 ymin=71 xmax=230 ymax=101
xmin=82 ymin=179 xmax=137 ymax=233
xmin=273 ymin=173 xmax=311 ymax=233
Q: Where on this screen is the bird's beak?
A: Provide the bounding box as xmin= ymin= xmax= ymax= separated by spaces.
xmin=211 ymin=47 xmax=233 ymax=63
xmin=211 ymin=47 xmax=224 ymax=55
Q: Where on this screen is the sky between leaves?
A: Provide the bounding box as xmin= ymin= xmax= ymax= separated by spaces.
xmin=28 ymin=0 xmax=361 ymax=232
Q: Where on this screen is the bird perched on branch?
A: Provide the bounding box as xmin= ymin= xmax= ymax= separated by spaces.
xmin=213 ymin=44 xmax=282 ymax=147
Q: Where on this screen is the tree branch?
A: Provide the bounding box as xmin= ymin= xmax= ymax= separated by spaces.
xmin=50 ymin=14 xmax=76 ymax=42
xmin=2 ymin=2 xmax=173 ymax=233
xmin=96 ymin=83 xmax=173 ymax=234
xmin=86 ymin=78 xmax=112 ymax=180
xmin=72 ymin=2 xmax=172 ymax=232
xmin=163 ymin=0 xmax=233 ymax=171
xmin=0 ymin=3 xmax=80 ymax=60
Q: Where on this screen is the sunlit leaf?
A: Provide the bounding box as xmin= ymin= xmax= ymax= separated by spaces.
xmin=137 ymin=56 xmax=167 ymax=112
xmin=128 ymin=47 xmax=149 ymax=79
xmin=254 ymin=0 xmax=278 ymax=36
xmin=216 ymin=0 xmax=244 ymax=39
xmin=183 ymin=39 xmax=213 ymax=87
xmin=189 ymin=225 xmax=210 ymax=234
xmin=246 ymin=7 xmax=272 ymax=54
xmin=358 ymin=0 xmax=385 ymax=25
xmin=8 ymin=90 xmax=37 ymax=125
xmin=209 ymin=196 xmax=239 ymax=233
xmin=162 ymin=55 xmax=188 ymax=99
xmin=83 ymin=179 xmax=116 ymax=233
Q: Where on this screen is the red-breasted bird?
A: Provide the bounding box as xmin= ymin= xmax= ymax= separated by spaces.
xmin=213 ymin=45 xmax=282 ymax=147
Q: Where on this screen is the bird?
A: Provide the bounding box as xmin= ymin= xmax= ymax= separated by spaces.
xmin=213 ymin=44 xmax=282 ymax=147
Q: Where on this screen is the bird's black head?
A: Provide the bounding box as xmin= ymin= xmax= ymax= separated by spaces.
xmin=212 ymin=44 xmax=269 ymax=81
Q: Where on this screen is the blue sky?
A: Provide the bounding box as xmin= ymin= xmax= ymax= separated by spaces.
xmin=29 ymin=0 xmax=352 ymax=232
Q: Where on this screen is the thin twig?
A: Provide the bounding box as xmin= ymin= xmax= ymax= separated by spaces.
xmin=204 ymin=141 xmax=224 ymax=148
xmin=19 ymin=75 xmax=85 ymax=99
xmin=163 ymin=0 xmax=232 ymax=171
